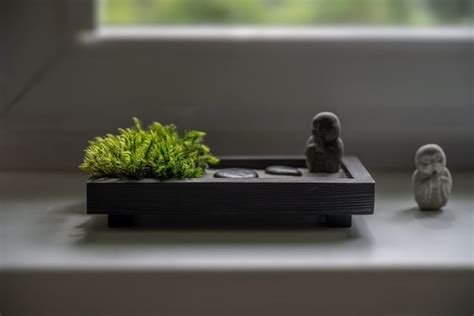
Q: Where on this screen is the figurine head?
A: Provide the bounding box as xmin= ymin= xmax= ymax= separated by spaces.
xmin=311 ymin=112 xmax=341 ymax=142
xmin=415 ymin=144 xmax=446 ymax=175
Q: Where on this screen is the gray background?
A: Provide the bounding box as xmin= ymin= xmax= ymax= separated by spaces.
xmin=1 ymin=0 xmax=473 ymax=171
xmin=1 ymin=3 xmax=473 ymax=315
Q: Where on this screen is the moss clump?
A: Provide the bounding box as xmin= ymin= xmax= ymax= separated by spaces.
xmin=80 ymin=118 xmax=219 ymax=180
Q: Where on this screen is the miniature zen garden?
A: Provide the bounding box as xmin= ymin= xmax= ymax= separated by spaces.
xmin=80 ymin=113 xmax=346 ymax=180
xmin=81 ymin=112 xmax=451 ymax=228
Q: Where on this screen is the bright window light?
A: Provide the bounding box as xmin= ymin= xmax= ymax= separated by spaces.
xmin=99 ymin=0 xmax=472 ymax=26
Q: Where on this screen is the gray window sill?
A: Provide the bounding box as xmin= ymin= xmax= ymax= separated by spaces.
xmin=1 ymin=171 xmax=472 ymax=271
xmin=1 ymin=171 xmax=472 ymax=314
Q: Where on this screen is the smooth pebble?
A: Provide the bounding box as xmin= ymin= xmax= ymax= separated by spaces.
xmin=214 ymin=168 xmax=259 ymax=179
xmin=265 ymin=165 xmax=302 ymax=176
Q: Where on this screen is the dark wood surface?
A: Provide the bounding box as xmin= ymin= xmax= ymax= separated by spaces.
xmin=87 ymin=156 xmax=374 ymax=228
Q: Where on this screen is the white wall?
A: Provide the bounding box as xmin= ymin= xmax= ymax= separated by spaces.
xmin=1 ymin=0 xmax=473 ymax=171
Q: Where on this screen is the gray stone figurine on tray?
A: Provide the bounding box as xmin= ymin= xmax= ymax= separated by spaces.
xmin=305 ymin=112 xmax=344 ymax=173
xmin=412 ymin=144 xmax=452 ymax=210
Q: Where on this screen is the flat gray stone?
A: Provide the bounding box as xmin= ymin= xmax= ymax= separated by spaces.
xmin=214 ymin=168 xmax=258 ymax=179
xmin=265 ymin=165 xmax=302 ymax=176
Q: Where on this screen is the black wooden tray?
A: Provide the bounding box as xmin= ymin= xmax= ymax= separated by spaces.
xmin=87 ymin=156 xmax=375 ymax=228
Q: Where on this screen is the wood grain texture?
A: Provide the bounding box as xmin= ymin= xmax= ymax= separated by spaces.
xmin=87 ymin=156 xmax=374 ymax=227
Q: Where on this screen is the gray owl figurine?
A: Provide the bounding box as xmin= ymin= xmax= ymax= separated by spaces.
xmin=412 ymin=144 xmax=452 ymax=210
xmin=305 ymin=112 xmax=344 ymax=173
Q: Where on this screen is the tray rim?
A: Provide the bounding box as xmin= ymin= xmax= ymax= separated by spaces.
xmin=86 ymin=155 xmax=374 ymax=185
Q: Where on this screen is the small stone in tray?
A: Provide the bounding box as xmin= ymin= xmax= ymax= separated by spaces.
xmin=265 ymin=165 xmax=302 ymax=176
xmin=214 ymin=168 xmax=259 ymax=179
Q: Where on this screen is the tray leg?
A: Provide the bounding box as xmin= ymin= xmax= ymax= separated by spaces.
xmin=326 ymin=215 xmax=352 ymax=228
xmin=108 ymin=214 xmax=134 ymax=228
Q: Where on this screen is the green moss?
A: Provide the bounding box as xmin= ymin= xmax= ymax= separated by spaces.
xmin=80 ymin=118 xmax=219 ymax=180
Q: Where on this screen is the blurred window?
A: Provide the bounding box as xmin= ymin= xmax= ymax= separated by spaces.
xmin=99 ymin=0 xmax=472 ymax=26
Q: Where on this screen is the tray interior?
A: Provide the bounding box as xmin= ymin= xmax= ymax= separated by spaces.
xmin=89 ymin=157 xmax=359 ymax=183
